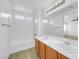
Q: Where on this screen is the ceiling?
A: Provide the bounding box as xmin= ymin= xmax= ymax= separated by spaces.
xmin=0 ymin=0 xmax=78 ymax=16
xmin=9 ymin=0 xmax=53 ymax=14
xmin=0 ymin=0 xmax=63 ymax=16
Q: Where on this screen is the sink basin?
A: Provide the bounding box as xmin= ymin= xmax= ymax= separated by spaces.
xmin=47 ymin=39 xmax=64 ymax=43
xmin=47 ymin=39 xmax=77 ymax=53
xmin=43 ymin=36 xmax=78 ymax=54
xmin=57 ymin=43 xmax=78 ymax=53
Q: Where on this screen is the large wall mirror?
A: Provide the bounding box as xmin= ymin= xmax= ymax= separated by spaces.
xmin=42 ymin=15 xmax=64 ymax=37
xmin=64 ymin=11 xmax=78 ymax=40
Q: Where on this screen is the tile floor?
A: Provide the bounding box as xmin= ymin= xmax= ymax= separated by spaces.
xmin=8 ymin=48 xmax=40 ymax=59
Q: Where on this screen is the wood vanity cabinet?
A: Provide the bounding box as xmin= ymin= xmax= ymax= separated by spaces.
xmin=35 ymin=39 xmax=68 ymax=59
xmin=58 ymin=53 xmax=68 ymax=59
xmin=35 ymin=39 xmax=39 ymax=54
xmin=35 ymin=39 xmax=46 ymax=59
xmin=46 ymin=46 xmax=58 ymax=59
xmin=39 ymin=41 xmax=46 ymax=59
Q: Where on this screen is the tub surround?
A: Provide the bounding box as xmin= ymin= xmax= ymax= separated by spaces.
xmin=35 ymin=35 xmax=78 ymax=59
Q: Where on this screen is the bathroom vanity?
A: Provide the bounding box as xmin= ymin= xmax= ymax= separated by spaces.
xmin=35 ymin=39 xmax=68 ymax=59
xmin=35 ymin=36 xmax=78 ymax=59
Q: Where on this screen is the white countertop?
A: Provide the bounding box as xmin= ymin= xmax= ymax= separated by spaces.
xmin=35 ymin=35 xmax=78 ymax=59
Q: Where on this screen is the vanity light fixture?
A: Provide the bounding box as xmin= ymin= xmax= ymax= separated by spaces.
xmin=0 ymin=13 xmax=11 ymax=18
xmin=46 ymin=0 xmax=65 ymax=14
xmin=25 ymin=17 xmax=32 ymax=21
xmin=42 ymin=20 xmax=48 ymax=23
xmin=15 ymin=15 xmax=24 ymax=20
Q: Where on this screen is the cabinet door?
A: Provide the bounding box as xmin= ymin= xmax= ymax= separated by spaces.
xmin=58 ymin=53 xmax=62 ymax=59
xmin=35 ymin=39 xmax=39 ymax=54
xmin=46 ymin=46 xmax=57 ymax=59
xmin=61 ymin=54 xmax=68 ymax=59
xmin=58 ymin=53 xmax=68 ymax=59
xmin=39 ymin=41 xmax=46 ymax=59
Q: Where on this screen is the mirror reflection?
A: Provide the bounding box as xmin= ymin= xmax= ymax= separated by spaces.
xmin=64 ymin=11 xmax=78 ymax=40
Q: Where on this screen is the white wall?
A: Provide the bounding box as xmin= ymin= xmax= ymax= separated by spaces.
xmin=9 ymin=11 xmax=35 ymax=54
xmin=0 ymin=17 xmax=9 ymax=59
xmin=0 ymin=0 xmax=35 ymax=54
xmin=0 ymin=0 xmax=11 ymax=59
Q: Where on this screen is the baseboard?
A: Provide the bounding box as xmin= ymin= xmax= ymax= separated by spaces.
xmin=9 ymin=40 xmax=35 ymax=54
